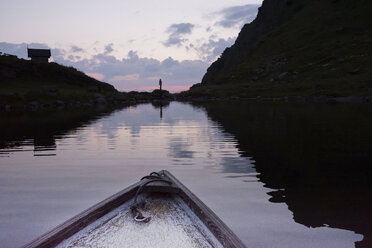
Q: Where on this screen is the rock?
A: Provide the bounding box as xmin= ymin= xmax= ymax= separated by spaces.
xmin=277 ymin=72 xmax=288 ymax=80
xmin=0 ymin=68 xmax=17 ymax=78
xmin=55 ymin=100 xmax=65 ymax=106
xmin=88 ymin=86 xmax=99 ymax=92
xmin=93 ymin=93 xmax=107 ymax=105
xmin=254 ymin=67 xmax=265 ymax=75
xmin=364 ymin=96 xmax=372 ymax=103
xmin=54 ymin=100 xmax=65 ymax=109
xmin=49 ymin=88 xmax=58 ymax=93
xmin=287 ymin=96 xmax=306 ymax=102
xmin=190 ymin=83 xmax=202 ymax=89
xmin=73 ymin=101 xmax=82 ymax=107
xmin=335 ymin=25 xmax=352 ymax=33
xmin=151 ymin=89 xmax=174 ymax=100
xmin=26 ymin=101 xmax=40 ymax=111
xmin=348 ymin=69 xmax=360 ymax=75
xmin=93 ymin=93 xmax=104 ymax=98
xmin=335 ymin=96 xmax=364 ymax=103
xmin=94 ymin=97 xmax=107 ymax=105
xmin=5 ymin=104 xmax=11 ymax=112
xmin=229 ymin=96 xmax=240 ymax=101
xmin=310 ymin=96 xmax=327 ymax=103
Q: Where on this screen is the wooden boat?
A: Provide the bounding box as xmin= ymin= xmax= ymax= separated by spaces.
xmin=23 ymin=170 xmax=247 ymax=248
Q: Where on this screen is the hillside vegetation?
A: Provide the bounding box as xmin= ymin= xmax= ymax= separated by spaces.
xmin=183 ymin=0 xmax=372 ymax=99
xmin=0 ymin=55 xmax=121 ymax=110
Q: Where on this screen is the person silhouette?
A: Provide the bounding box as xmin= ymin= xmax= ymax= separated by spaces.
xmin=159 ymin=79 xmax=162 ymax=90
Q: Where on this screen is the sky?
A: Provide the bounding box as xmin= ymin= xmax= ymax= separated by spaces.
xmin=0 ymin=0 xmax=262 ymax=92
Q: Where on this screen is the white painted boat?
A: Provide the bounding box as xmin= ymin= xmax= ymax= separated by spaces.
xmin=23 ymin=170 xmax=246 ymax=248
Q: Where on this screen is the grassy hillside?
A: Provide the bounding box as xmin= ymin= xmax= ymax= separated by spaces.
xmin=0 ymin=55 xmax=120 ymax=110
xmin=183 ymin=0 xmax=372 ymax=98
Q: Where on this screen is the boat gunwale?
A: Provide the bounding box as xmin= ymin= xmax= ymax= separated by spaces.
xmin=22 ymin=170 xmax=247 ymax=248
xmin=22 ymin=180 xmax=141 ymax=248
xmin=163 ymin=170 xmax=247 ymax=248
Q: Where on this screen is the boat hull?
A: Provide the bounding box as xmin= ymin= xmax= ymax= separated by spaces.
xmin=22 ymin=170 xmax=247 ymax=248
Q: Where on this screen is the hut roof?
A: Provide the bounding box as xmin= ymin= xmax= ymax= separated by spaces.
xmin=27 ymin=48 xmax=51 ymax=58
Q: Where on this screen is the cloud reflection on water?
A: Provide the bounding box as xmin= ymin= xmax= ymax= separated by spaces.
xmin=0 ymin=102 xmax=366 ymax=248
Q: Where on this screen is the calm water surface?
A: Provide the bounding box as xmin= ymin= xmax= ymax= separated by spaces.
xmin=0 ymin=102 xmax=371 ymax=248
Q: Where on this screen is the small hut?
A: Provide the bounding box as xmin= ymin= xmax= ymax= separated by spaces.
xmin=27 ymin=48 xmax=51 ymax=62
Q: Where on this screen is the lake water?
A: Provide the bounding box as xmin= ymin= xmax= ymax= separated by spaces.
xmin=0 ymin=101 xmax=371 ymax=248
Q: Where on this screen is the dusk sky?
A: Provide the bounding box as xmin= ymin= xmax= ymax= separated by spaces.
xmin=0 ymin=0 xmax=262 ymax=92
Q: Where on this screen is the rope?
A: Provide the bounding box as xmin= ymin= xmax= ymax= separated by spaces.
xmin=131 ymin=172 xmax=172 ymax=223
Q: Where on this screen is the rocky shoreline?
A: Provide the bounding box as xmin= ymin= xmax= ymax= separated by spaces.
xmin=1 ymin=89 xmax=174 ymax=112
xmin=3 ymin=90 xmax=371 ymax=112
xmin=177 ymin=95 xmax=372 ymax=104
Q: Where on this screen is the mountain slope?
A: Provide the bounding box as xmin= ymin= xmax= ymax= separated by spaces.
xmin=0 ymin=55 xmax=120 ymax=110
xmin=190 ymin=0 xmax=372 ymax=98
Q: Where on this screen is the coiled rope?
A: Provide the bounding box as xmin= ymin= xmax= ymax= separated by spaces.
xmin=130 ymin=172 xmax=172 ymax=223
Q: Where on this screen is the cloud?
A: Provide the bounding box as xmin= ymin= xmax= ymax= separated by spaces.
xmin=144 ymin=76 xmax=159 ymax=81
xmin=71 ymin=45 xmax=84 ymax=53
xmin=75 ymin=52 xmax=208 ymax=92
xmin=162 ymin=57 xmax=179 ymax=68
xmin=104 ymin=43 xmax=114 ymax=55
xmin=216 ymin=4 xmax=259 ymax=28
xmin=127 ymin=50 xmax=139 ymax=61
xmin=189 ymin=37 xmax=236 ymax=62
xmin=0 ymin=42 xmax=52 ymax=58
xmin=0 ymin=42 xmax=208 ymax=92
xmin=168 ymin=137 xmax=194 ymax=159
xmin=110 ymin=74 xmax=140 ymax=82
xmin=163 ymin=23 xmax=195 ymax=47
xmin=86 ymin=72 xmax=105 ymax=81
xmin=167 ymin=23 xmax=195 ymax=35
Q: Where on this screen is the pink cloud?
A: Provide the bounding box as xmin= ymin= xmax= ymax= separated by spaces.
xmin=86 ymin=72 xmax=105 ymax=81
xmin=165 ymin=85 xmax=190 ymax=92
xmin=137 ymin=86 xmax=158 ymax=92
xmin=111 ymin=74 xmax=140 ymax=82
xmin=145 ymin=76 xmax=160 ymax=81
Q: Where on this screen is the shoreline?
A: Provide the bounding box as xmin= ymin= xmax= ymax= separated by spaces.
xmin=2 ymin=93 xmax=372 ymax=112
xmin=176 ymin=95 xmax=372 ymax=104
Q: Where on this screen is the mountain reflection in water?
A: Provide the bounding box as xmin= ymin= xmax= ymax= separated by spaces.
xmin=193 ymin=101 xmax=372 ymax=248
xmin=0 ymin=107 xmax=117 ymax=157
xmin=0 ymin=102 xmax=371 ymax=248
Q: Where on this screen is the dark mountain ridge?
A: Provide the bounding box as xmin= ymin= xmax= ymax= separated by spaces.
xmin=189 ymin=0 xmax=372 ymax=98
xmin=202 ymin=0 xmax=291 ymax=84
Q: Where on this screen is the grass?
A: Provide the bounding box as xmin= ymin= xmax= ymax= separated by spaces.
xmin=183 ymin=0 xmax=372 ymax=98
xmin=0 ymin=55 xmax=119 ymax=109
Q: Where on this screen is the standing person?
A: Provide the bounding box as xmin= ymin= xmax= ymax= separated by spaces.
xmin=159 ymin=79 xmax=162 ymax=90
